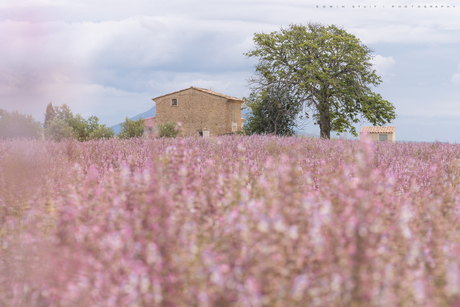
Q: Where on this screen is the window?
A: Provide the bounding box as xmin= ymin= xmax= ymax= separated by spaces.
xmin=171 ymin=99 xmax=178 ymax=106
xmin=379 ymin=134 xmax=388 ymax=141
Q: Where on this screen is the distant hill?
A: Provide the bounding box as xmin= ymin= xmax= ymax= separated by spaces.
xmin=111 ymin=106 xmax=156 ymax=135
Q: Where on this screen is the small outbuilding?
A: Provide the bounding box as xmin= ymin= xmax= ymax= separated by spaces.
xmin=360 ymin=126 xmax=396 ymax=142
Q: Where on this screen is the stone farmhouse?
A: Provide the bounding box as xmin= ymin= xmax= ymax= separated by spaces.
xmin=152 ymin=86 xmax=245 ymax=136
xmin=360 ymin=126 xmax=396 ymax=142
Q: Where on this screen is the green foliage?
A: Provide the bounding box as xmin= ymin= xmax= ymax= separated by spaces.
xmin=66 ymin=114 xmax=104 ymax=141
xmin=0 ymin=109 xmax=43 ymax=140
xmin=45 ymin=104 xmax=113 ymax=141
xmin=243 ymin=86 xmax=301 ymax=136
xmin=66 ymin=114 xmax=89 ymax=141
xmin=158 ymin=121 xmax=180 ymax=138
xmin=88 ymin=124 xmax=115 ymax=140
xmin=54 ymin=104 xmax=74 ymax=123
xmin=44 ymin=102 xmax=56 ymax=129
xmin=45 ymin=103 xmax=115 ymax=142
xmin=44 ymin=117 xmax=73 ymax=141
xmin=118 ymin=117 xmax=145 ymax=139
xmin=87 ymin=116 xmax=101 ymax=136
xmin=245 ymin=22 xmax=397 ymax=139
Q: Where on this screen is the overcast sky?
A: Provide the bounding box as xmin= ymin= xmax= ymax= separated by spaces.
xmin=1 ymin=0 xmax=459 ymax=141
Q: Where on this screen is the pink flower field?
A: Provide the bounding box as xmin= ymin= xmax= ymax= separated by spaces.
xmin=1 ymin=136 xmax=460 ymax=306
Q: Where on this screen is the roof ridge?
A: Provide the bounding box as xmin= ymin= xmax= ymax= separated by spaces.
xmin=360 ymin=126 xmax=396 ymax=133
xmin=190 ymin=86 xmax=242 ymax=101
xmin=152 ymin=86 xmax=242 ymax=101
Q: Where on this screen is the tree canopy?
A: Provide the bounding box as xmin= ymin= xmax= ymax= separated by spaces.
xmin=0 ymin=109 xmax=43 ymax=140
xmin=243 ymin=86 xmax=301 ymax=136
xmin=44 ymin=102 xmax=56 ymax=129
xmin=44 ymin=118 xmax=73 ymax=142
xmin=88 ymin=124 xmax=115 ymax=140
xmin=245 ymin=22 xmax=396 ymax=139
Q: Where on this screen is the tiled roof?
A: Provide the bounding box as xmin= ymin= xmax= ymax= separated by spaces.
xmin=191 ymin=87 xmax=243 ymax=101
xmin=360 ymin=126 xmax=396 ymax=133
xmin=152 ymin=86 xmax=243 ymax=101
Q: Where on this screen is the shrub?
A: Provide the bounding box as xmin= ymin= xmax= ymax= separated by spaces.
xmin=118 ymin=117 xmax=144 ymax=139
xmin=158 ymin=121 xmax=180 ymax=138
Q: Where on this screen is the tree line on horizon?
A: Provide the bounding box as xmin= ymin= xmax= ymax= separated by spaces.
xmin=0 ymin=103 xmax=179 ymax=141
xmin=0 ymin=103 xmax=140 ymax=141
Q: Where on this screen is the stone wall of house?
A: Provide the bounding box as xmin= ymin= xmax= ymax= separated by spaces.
xmin=154 ymin=88 xmax=243 ymax=136
xmin=226 ymin=100 xmax=243 ymax=132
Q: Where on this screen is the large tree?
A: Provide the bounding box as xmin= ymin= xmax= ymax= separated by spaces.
xmin=245 ymin=23 xmax=396 ymax=139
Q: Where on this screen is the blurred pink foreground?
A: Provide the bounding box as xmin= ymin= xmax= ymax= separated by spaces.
xmin=1 ymin=135 xmax=460 ymax=306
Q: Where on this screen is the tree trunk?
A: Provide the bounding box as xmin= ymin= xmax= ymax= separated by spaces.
xmin=319 ymin=100 xmax=331 ymax=139
xmin=320 ymin=126 xmax=330 ymax=139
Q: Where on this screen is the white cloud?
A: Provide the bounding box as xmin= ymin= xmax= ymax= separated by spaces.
xmin=450 ymin=63 xmax=460 ymax=85
xmin=147 ymin=71 xmax=252 ymax=97
xmin=370 ymin=55 xmax=396 ymax=78
xmin=451 ymin=73 xmax=460 ymax=86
